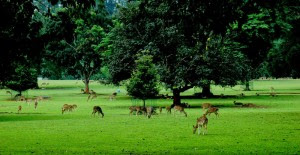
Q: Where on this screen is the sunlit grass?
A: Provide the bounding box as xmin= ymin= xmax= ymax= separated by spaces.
xmin=0 ymin=80 xmax=300 ymax=154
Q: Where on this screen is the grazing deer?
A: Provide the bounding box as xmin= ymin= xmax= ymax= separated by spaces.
xmin=193 ymin=114 xmax=208 ymax=135
xmin=18 ymin=105 xmax=22 ymax=113
xmin=87 ymin=90 xmax=97 ymax=101
xmin=202 ymin=103 xmax=212 ymax=111
xmin=62 ymin=104 xmax=72 ymax=114
xmin=159 ymin=107 xmax=162 ymax=114
xmin=234 ymin=101 xmax=243 ymax=106
xmin=109 ymin=92 xmax=117 ymax=101
xmin=165 ymin=106 xmax=171 ymax=114
xmin=129 ymin=106 xmax=146 ymax=116
xmin=34 ymin=100 xmax=38 ymax=109
xmin=173 ymin=105 xmax=187 ymax=117
xmin=92 ymin=106 xmax=104 ymax=118
xmin=205 ymin=107 xmax=219 ymax=117
xmin=146 ymin=107 xmax=155 ymax=118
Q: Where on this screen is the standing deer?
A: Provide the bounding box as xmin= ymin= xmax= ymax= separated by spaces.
xmin=205 ymin=107 xmax=219 ymax=117
xmin=165 ymin=106 xmax=171 ymax=114
xmin=87 ymin=90 xmax=97 ymax=101
xmin=173 ymin=105 xmax=187 ymax=117
xmin=202 ymin=103 xmax=212 ymax=111
xmin=92 ymin=106 xmax=104 ymax=118
xmin=193 ymin=114 xmax=208 ymax=135
xmin=18 ymin=105 xmax=22 ymax=113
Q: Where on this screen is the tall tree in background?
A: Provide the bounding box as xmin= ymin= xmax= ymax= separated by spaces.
xmin=108 ymin=0 xmax=248 ymax=105
xmin=0 ymin=0 xmax=43 ymax=93
xmin=126 ymin=50 xmax=159 ymax=107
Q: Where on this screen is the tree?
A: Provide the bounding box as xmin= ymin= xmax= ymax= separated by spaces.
xmin=126 ymin=50 xmax=159 ymax=107
xmin=108 ymin=0 xmax=247 ymax=105
xmin=0 ymin=0 xmax=43 ymax=91
xmin=40 ymin=0 xmax=111 ymax=93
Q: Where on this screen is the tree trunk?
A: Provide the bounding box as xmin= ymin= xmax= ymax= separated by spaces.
xmin=202 ymin=83 xmax=213 ymax=97
xmin=244 ymin=81 xmax=251 ymax=91
xmin=84 ymin=78 xmax=90 ymax=94
xmin=172 ymin=89 xmax=181 ymax=107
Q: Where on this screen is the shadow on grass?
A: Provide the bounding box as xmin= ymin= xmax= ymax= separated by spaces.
xmin=0 ymin=112 xmax=67 ymax=122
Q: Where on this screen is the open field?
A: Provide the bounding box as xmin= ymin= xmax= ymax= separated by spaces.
xmin=1 ymin=80 xmax=300 ymax=154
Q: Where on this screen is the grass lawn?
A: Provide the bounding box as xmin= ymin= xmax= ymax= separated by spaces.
xmin=0 ymin=79 xmax=300 ymax=154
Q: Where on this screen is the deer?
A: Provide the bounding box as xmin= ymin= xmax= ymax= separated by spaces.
xmin=87 ymin=90 xmax=97 ymax=101
xmin=146 ymin=107 xmax=155 ymax=118
xmin=173 ymin=105 xmax=187 ymax=117
xmin=165 ymin=106 xmax=171 ymax=114
xmin=129 ymin=106 xmax=146 ymax=116
xmin=109 ymin=92 xmax=117 ymax=101
xmin=34 ymin=100 xmax=38 ymax=109
xmin=18 ymin=105 xmax=22 ymax=113
xmin=92 ymin=106 xmax=104 ymax=118
xmin=193 ymin=114 xmax=208 ymax=135
xmin=234 ymin=101 xmax=243 ymax=106
xmin=202 ymin=103 xmax=212 ymax=111
xmin=205 ymin=107 xmax=219 ymax=117
xmin=62 ymin=104 xmax=72 ymax=114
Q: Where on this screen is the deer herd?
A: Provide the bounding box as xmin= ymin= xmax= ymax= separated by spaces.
xmin=5 ymin=86 xmax=271 ymax=136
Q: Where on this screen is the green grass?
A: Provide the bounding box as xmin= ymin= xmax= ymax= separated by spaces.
xmin=0 ymin=80 xmax=300 ymax=154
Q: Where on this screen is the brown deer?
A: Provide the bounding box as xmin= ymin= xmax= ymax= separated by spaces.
xmin=165 ymin=106 xmax=171 ymax=114
xmin=202 ymin=103 xmax=212 ymax=111
xmin=173 ymin=105 xmax=187 ymax=117
xmin=34 ymin=100 xmax=38 ymax=109
xmin=87 ymin=90 xmax=97 ymax=101
xmin=92 ymin=106 xmax=104 ymax=118
xmin=129 ymin=106 xmax=146 ymax=116
xmin=18 ymin=105 xmax=22 ymax=113
xmin=109 ymin=92 xmax=117 ymax=101
xmin=233 ymin=101 xmax=243 ymax=106
xmin=205 ymin=107 xmax=219 ymax=117
xmin=146 ymin=107 xmax=155 ymax=118
xmin=62 ymin=104 xmax=72 ymax=114
xmin=193 ymin=114 xmax=208 ymax=135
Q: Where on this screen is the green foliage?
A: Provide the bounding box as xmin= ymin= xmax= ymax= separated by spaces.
xmin=126 ymin=50 xmax=159 ymax=101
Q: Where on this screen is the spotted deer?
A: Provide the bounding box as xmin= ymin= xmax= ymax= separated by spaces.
xmin=205 ymin=107 xmax=219 ymax=117
xmin=92 ymin=106 xmax=104 ymax=118
xmin=202 ymin=103 xmax=212 ymax=111
xmin=62 ymin=104 xmax=73 ymax=114
xmin=129 ymin=106 xmax=146 ymax=116
xmin=87 ymin=90 xmax=97 ymax=101
xmin=193 ymin=114 xmax=208 ymax=135
xmin=18 ymin=105 xmax=22 ymax=113
xmin=173 ymin=105 xmax=187 ymax=117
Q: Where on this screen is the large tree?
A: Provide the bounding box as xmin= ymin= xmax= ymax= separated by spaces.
xmin=0 ymin=0 xmax=43 ymax=93
xmin=108 ymin=0 xmax=248 ymax=105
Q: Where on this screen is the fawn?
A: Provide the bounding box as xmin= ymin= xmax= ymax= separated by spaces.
xmin=173 ymin=105 xmax=187 ymax=117
xmin=92 ymin=106 xmax=104 ymax=118
xmin=205 ymin=107 xmax=219 ymax=117
xmin=193 ymin=114 xmax=208 ymax=135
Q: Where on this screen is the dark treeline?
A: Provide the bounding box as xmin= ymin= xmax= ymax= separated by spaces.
xmin=0 ymin=0 xmax=299 ymax=103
